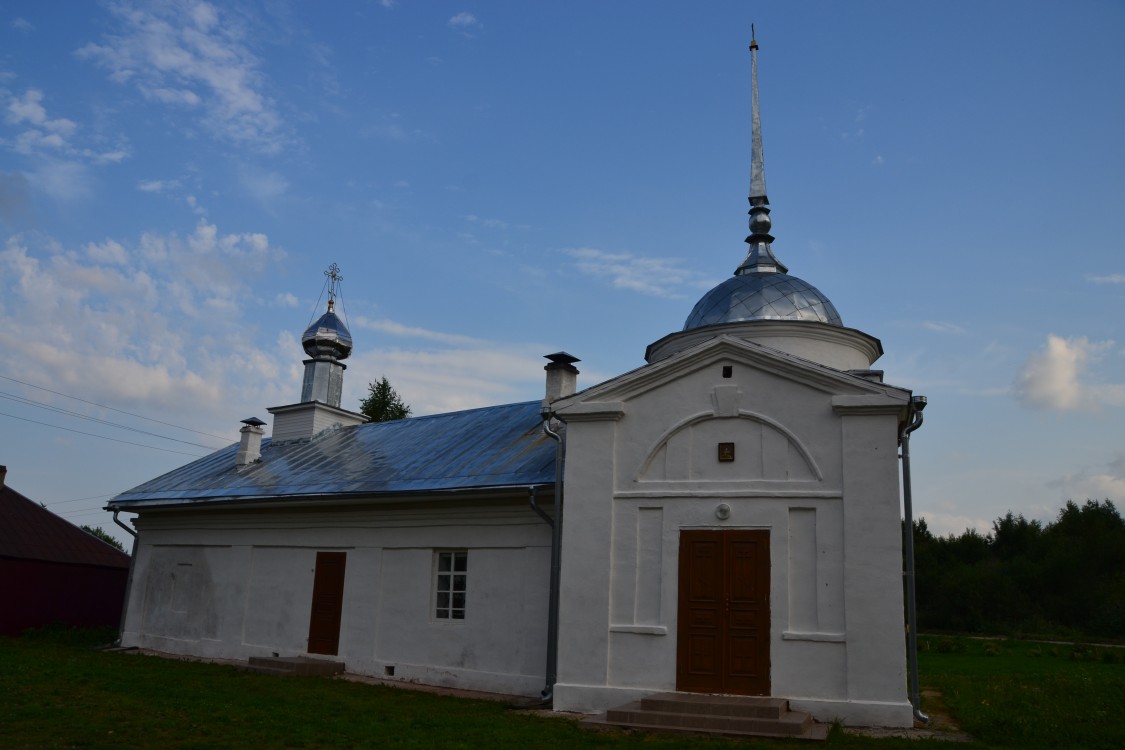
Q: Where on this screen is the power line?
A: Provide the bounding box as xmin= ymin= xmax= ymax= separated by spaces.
xmin=44 ymin=493 xmax=117 ymax=507
xmin=0 ymin=411 xmax=210 ymax=457
xmin=0 ymin=390 xmax=225 ymax=450
xmin=0 ymin=374 xmax=233 ymax=442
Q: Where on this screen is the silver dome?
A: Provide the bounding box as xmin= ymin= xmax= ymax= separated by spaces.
xmin=301 ymin=309 xmax=353 ymax=360
xmin=684 ymin=271 xmax=842 ymax=330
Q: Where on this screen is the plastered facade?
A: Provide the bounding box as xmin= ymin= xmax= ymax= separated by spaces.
xmin=119 ymin=500 xmax=552 ymax=696
xmin=551 ymin=335 xmax=914 ymax=727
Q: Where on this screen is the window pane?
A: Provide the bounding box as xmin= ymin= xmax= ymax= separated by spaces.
xmin=453 ymin=575 xmax=466 ymax=592
xmin=452 ymin=609 xmax=464 ymax=620
xmin=436 ymin=592 xmax=449 ymax=610
xmin=453 ymin=553 xmax=467 ymax=572
xmin=438 ymin=553 xmax=452 ymax=572
xmin=452 ymin=592 xmax=465 ymax=610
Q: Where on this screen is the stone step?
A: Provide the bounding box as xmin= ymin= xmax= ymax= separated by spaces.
xmin=640 ymin=691 xmax=788 ymax=718
xmin=246 ymin=656 xmax=345 ymax=677
xmin=588 ymin=693 xmax=829 ymax=743
xmin=585 ymin=713 xmax=830 ymax=742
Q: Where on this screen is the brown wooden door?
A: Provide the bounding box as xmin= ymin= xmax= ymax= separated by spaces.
xmin=676 ymin=530 xmax=770 ymax=695
xmin=307 ymin=551 xmax=347 ymax=656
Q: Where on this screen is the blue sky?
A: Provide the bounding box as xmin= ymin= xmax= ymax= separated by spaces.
xmin=1 ymin=0 xmax=1122 ymax=547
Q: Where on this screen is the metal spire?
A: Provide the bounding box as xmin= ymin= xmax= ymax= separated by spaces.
xmin=736 ymin=25 xmax=788 ymax=276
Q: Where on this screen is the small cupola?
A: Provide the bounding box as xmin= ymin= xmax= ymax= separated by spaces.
xmin=269 ymin=264 xmax=369 ymax=442
xmin=299 ymin=263 xmax=353 ymax=408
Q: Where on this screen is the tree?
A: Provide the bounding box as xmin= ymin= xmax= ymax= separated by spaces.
xmin=82 ymin=525 xmax=126 ymax=553
xmin=359 ymin=376 xmax=412 ymax=422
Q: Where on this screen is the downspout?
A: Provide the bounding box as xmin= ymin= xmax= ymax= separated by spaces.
xmin=900 ymin=394 xmax=929 ymax=724
xmin=112 ymin=509 xmax=137 ymax=539
xmin=538 ymin=410 xmax=564 ymax=705
xmin=110 ymin=509 xmax=138 ymax=646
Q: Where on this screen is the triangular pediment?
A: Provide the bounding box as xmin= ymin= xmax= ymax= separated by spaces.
xmin=554 ymin=334 xmax=906 ymax=415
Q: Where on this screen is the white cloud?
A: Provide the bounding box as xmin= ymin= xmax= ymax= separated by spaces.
xmin=921 ymin=321 xmax=965 ymax=334
xmin=1050 ymin=472 xmax=1125 ymax=502
xmin=566 ymin=247 xmax=711 ymax=298
xmin=274 ymin=291 xmax=299 ymax=308
xmin=448 ymin=12 xmax=482 ymax=33
xmin=345 ymin=343 xmax=546 ymax=416
xmin=11 ymin=17 xmax=34 ymax=33
xmin=238 ymin=165 xmax=289 ymax=206
xmin=27 ymin=160 xmax=93 ymax=201
xmin=917 ymin=510 xmax=992 ymax=538
xmin=353 ymin=316 xmax=485 ymax=347
xmin=84 ymin=239 xmax=129 ymax=265
xmin=138 ymin=179 xmax=179 ymax=193
xmin=75 ymin=1 xmax=287 ymax=152
xmin=1087 ymin=273 xmax=1125 ymax=284
xmin=0 ymin=224 xmax=295 ymax=435
xmin=5 ymin=89 xmax=80 ymax=156
xmin=1014 ymin=334 xmax=1125 ymax=411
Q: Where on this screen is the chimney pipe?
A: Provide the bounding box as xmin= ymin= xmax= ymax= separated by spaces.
xmin=236 ymin=417 xmax=266 ymax=465
xmin=544 ymin=352 xmax=580 ymax=404
xmin=0 ymin=464 xmax=7 ymax=490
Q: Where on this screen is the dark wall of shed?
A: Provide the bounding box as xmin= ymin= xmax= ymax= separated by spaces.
xmin=0 ymin=558 xmax=128 ymax=636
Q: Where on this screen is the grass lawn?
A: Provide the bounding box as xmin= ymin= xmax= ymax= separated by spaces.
xmin=2 ymin=629 xmax=1122 ymax=749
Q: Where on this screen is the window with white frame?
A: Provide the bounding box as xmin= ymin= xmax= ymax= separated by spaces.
xmin=433 ymin=550 xmax=467 ymax=620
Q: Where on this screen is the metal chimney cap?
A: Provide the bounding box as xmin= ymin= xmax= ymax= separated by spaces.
xmin=544 ymin=352 xmax=580 ymax=365
xmin=241 ymin=417 xmax=267 ymax=427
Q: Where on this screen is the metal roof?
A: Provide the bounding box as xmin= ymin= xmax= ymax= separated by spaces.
xmin=1 ymin=484 xmax=130 ymax=568
xmin=109 ymin=400 xmax=556 ymax=508
xmin=684 ymin=271 xmax=843 ymax=330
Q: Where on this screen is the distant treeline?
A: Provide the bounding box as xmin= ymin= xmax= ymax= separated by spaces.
xmin=913 ymin=499 xmax=1125 ymax=640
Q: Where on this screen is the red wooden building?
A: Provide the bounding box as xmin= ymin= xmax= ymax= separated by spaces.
xmin=0 ymin=467 xmax=131 ymax=637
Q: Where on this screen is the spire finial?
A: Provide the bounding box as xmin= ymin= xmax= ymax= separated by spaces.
xmin=736 ymin=27 xmax=788 ymax=276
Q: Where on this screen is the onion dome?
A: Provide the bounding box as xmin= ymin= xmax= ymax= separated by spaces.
xmin=684 ymin=27 xmax=842 ymax=333
xmin=302 ymin=297 xmax=353 ymax=360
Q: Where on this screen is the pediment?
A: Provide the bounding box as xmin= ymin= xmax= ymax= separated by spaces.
xmin=554 ymin=334 xmax=906 ymax=416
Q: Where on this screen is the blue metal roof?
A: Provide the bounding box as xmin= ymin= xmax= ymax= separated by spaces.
xmin=109 ymin=400 xmax=556 ymax=508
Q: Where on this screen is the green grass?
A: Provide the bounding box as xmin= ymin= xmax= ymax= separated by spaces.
xmin=916 ymin=636 xmax=1124 ymax=750
xmin=1 ymin=629 xmax=1121 ymax=749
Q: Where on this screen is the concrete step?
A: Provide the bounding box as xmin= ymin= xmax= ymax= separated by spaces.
xmin=246 ymin=656 xmax=345 ymax=677
xmin=587 ymin=693 xmax=829 ymax=742
xmin=640 ymin=692 xmax=787 ymax=719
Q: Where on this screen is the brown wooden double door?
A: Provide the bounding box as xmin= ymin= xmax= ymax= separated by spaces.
xmin=676 ymin=529 xmax=771 ymax=695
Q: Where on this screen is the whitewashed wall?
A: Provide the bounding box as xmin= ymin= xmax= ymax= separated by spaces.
xmin=552 ymin=336 xmax=913 ymax=727
xmin=120 ymin=500 xmax=552 ymax=697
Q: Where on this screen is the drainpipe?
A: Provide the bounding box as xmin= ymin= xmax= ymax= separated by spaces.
xmin=537 ymin=410 xmax=565 ymax=705
xmin=110 ymin=509 xmax=138 ymax=646
xmin=900 ymin=394 xmax=929 ymax=724
xmin=112 ymin=509 xmax=137 ymax=538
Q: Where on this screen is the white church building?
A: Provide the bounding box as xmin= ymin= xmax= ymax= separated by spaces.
xmin=109 ymin=38 xmax=919 ymax=729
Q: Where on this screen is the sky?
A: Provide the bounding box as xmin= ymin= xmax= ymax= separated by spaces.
xmin=1 ymin=0 xmax=1123 ymax=548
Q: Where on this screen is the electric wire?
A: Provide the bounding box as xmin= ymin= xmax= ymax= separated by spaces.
xmin=0 ymin=374 xmax=232 ymax=442
xmin=0 ymin=390 xmax=225 ymax=450
xmin=0 ymin=411 xmax=210 ymax=457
